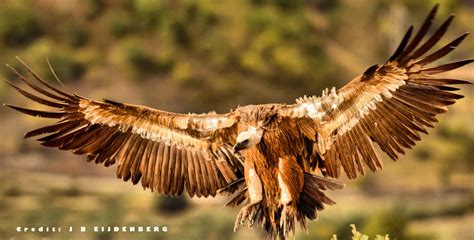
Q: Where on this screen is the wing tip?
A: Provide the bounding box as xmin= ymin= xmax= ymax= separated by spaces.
xmin=3 ymin=104 xmax=23 ymax=113
xmin=4 ymin=79 xmax=21 ymax=91
xmin=428 ymin=3 xmax=439 ymax=21
xmin=15 ymin=56 xmax=24 ymax=63
xmin=442 ymin=13 xmax=455 ymax=27
xmin=457 ymin=32 xmax=470 ymax=42
xmin=389 ymin=26 xmax=414 ymax=61
xmin=23 ymin=131 xmax=37 ymax=139
xmin=461 ymin=59 xmax=474 ymax=66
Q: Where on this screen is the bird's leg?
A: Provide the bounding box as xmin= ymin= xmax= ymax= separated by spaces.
xmin=234 ymin=167 xmax=263 ymax=231
xmin=280 ymin=202 xmax=297 ymax=237
xmin=234 ymin=199 xmax=262 ymax=231
xmin=247 ymin=203 xmax=262 ymax=228
xmin=277 ymin=156 xmax=301 ymax=238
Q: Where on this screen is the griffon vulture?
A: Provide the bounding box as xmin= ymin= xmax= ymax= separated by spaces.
xmin=4 ymin=4 xmax=472 ymax=240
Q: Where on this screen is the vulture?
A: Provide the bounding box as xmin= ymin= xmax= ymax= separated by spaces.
xmin=4 ymin=5 xmax=472 ymax=240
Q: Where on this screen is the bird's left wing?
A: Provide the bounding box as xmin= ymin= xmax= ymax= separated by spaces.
xmin=279 ymin=5 xmax=472 ymax=179
xmin=4 ymin=58 xmax=241 ymax=197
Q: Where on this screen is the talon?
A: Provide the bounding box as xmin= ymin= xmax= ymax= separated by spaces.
xmin=234 ymin=202 xmax=261 ymax=231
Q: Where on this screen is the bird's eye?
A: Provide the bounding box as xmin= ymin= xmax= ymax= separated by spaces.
xmin=242 ymin=139 xmax=249 ymax=145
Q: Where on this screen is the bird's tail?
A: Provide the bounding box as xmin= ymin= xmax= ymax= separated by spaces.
xmin=294 ymin=173 xmax=345 ymax=230
xmin=223 ymin=174 xmax=344 ymax=239
xmin=277 ymin=173 xmax=344 ymax=239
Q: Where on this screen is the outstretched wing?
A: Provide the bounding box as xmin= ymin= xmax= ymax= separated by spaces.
xmin=4 ymin=58 xmax=242 ymax=197
xmin=279 ymin=5 xmax=472 ymax=179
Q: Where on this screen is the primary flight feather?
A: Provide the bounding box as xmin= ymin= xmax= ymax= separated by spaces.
xmin=4 ymin=5 xmax=472 ymax=239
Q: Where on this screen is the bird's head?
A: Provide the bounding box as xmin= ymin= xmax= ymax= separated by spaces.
xmin=233 ymin=126 xmax=264 ymax=153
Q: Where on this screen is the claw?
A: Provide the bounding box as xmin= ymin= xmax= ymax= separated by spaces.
xmin=234 ymin=202 xmax=261 ymax=232
xmin=280 ymin=204 xmax=296 ymax=237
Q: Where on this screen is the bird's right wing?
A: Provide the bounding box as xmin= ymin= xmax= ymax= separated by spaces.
xmin=5 ymin=58 xmax=242 ymax=198
xmin=279 ymin=5 xmax=472 ymax=179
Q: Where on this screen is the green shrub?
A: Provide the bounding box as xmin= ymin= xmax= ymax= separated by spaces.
xmin=361 ymin=206 xmax=409 ymax=239
xmin=0 ymin=79 xmax=6 ymax=101
xmin=272 ymin=0 xmax=303 ymax=10
xmin=171 ymin=62 xmax=195 ymax=85
xmin=42 ymin=53 xmax=85 ymax=83
xmin=413 ymin=145 xmax=432 ymax=162
xmin=171 ymin=19 xmax=190 ymax=47
xmin=331 ymin=207 xmax=409 ymax=240
xmin=172 ymin=212 xmax=235 ymax=240
xmin=2 ymin=59 xmax=28 ymax=84
xmin=62 ymin=21 xmax=89 ymax=48
xmin=133 ymin=0 xmax=163 ymax=29
xmin=240 ymin=49 xmax=270 ymax=75
xmin=120 ymin=39 xmax=157 ymax=76
xmin=0 ymin=199 xmax=8 ymax=212
xmin=358 ymin=174 xmax=380 ymax=195
xmin=247 ymin=10 xmax=275 ymax=32
xmin=250 ymin=0 xmax=266 ymax=6
xmin=153 ymin=195 xmax=189 ymax=215
xmin=89 ymin=195 xmax=125 ymax=240
xmin=85 ymin=0 xmax=105 ymax=19
xmin=271 ymin=45 xmax=306 ymax=76
xmin=96 ymin=195 xmax=126 ymax=222
xmin=332 ymin=216 xmax=366 ymax=240
xmin=313 ymin=0 xmax=341 ymax=12
xmin=106 ymin=12 xmax=133 ymax=38
xmin=3 ymin=185 xmax=22 ymax=197
xmin=155 ymin=50 xmax=175 ymax=73
xmin=202 ymin=9 xmax=219 ymax=27
xmin=24 ymin=195 xmax=67 ymax=231
xmin=18 ymin=39 xmax=84 ymax=82
xmin=331 ymin=224 xmax=390 ymax=240
xmin=0 ymin=4 xmax=42 ymax=46
xmin=50 ymin=179 xmax=82 ymax=197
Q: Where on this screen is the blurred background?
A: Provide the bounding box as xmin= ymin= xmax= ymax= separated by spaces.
xmin=0 ymin=0 xmax=472 ymax=239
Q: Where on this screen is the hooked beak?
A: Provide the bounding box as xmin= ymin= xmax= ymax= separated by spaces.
xmin=233 ymin=142 xmax=246 ymax=153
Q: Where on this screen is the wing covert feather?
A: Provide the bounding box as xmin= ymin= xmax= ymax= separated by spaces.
xmin=5 ymin=59 xmax=242 ymax=197
xmin=280 ymin=5 xmax=472 ymax=179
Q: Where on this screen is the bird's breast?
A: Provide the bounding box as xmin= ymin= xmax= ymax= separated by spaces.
xmin=242 ymin=147 xmax=280 ymax=207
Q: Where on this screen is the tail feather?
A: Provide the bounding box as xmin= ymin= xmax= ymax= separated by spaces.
xmin=297 ymin=173 xmax=344 ymax=222
xmin=226 ymin=173 xmax=343 ymax=239
xmin=275 ymin=173 xmax=344 ymax=238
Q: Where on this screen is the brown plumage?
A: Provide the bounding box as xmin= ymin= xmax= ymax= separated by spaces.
xmin=4 ymin=5 xmax=472 ymax=239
